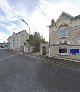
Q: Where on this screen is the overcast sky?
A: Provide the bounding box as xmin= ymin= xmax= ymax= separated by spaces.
xmin=0 ymin=0 xmax=80 ymax=42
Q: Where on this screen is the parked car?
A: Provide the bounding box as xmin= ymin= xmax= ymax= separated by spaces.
xmin=0 ymin=48 xmax=6 ymax=50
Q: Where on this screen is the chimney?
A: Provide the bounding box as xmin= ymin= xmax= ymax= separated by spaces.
xmin=51 ymin=19 xmax=55 ymax=25
xmin=13 ymin=32 xmax=15 ymax=35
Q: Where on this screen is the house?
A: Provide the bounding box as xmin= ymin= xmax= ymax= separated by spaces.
xmin=7 ymin=30 xmax=29 ymax=51
xmin=49 ymin=12 xmax=80 ymax=59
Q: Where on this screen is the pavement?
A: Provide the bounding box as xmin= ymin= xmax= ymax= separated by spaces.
xmin=24 ymin=52 xmax=80 ymax=70
xmin=0 ymin=50 xmax=80 ymax=92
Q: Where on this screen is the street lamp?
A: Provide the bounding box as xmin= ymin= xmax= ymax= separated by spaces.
xmin=16 ymin=16 xmax=30 ymax=39
xmin=21 ymin=19 xmax=30 ymax=40
xmin=21 ymin=18 xmax=30 ymax=53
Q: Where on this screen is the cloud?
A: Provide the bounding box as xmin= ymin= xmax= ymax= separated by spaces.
xmin=0 ymin=32 xmax=9 ymax=43
xmin=0 ymin=0 xmax=14 ymax=19
xmin=29 ymin=7 xmax=50 ymax=41
xmin=42 ymin=0 xmax=65 ymax=4
xmin=1 ymin=23 xmax=18 ymax=33
xmin=28 ymin=0 xmax=80 ymax=42
xmin=0 ymin=0 xmax=80 ymax=43
xmin=0 ymin=0 xmax=29 ymax=42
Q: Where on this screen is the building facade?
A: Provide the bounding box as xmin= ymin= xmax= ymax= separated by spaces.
xmin=7 ymin=30 xmax=29 ymax=51
xmin=40 ymin=43 xmax=49 ymax=56
xmin=49 ymin=12 xmax=80 ymax=58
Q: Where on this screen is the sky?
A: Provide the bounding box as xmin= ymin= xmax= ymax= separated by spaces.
xmin=0 ymin=0 xmax=80 ymax=42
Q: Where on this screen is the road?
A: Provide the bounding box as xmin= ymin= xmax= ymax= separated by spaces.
xmin=0 ymin=50 xmax=80 ymax=92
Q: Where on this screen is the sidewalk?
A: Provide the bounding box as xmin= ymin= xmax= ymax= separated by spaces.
xmin=23 ymin=52 xmax=80 ymax=63
xmin=42 ymin=55 xmax=80 ymax=69
xmin=25 ymin=52 xmax=80 ymax=63
xmin=24 ymin=52 xmax=80 ymax=69
xmin=53 ymin=55 xmax=80 ymax=63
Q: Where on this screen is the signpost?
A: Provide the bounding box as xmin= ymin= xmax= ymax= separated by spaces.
xmin=70 ymin=49 xmax=79 ymax=59
xmin=70 ymin=49 xmax=79 ymax=54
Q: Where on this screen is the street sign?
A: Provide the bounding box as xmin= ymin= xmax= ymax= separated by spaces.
xmin=70 ymin=49 xmax=79 ymax=54
xmin=72 ymin=53 xmax=76 ymax=55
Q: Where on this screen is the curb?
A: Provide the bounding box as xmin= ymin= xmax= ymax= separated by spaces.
xmin=54 ymin=57 xmax=80 ymax=63
xmin=22 ymin=53 xmax=80 ymax=70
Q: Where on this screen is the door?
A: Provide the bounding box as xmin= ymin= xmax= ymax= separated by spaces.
xmin=42 ymin=46 xmax=46 ymax=55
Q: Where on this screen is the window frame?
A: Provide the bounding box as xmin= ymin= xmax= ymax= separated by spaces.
xmin=59 ymin=26 xmax=68 ymax=38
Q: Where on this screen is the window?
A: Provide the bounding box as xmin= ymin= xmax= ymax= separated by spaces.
xmin=59 ymin=29 xmax=67 ymax=37
xmin=13 ymin=37 xmax=14 ymax=42
xmin=59 ymin=26 xmax=68 ymax=37
xmin=59 ymin=48 xmax=67 ymax=53
xmin=13 ymin=40 xmax=15 ymax=42
xmin=13 ymin=43 xmax=15 ymax=47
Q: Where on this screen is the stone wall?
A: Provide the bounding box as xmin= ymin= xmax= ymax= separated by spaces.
xmin=67 ymin=45 xmax=80 ymax=59
xmin=49 ymin=12 xmax=80 ymax=58
xmin=50 ymin=45 xmax=80 ymax=59
xmin=40 ymin=43 xmax=49 ymax=56
xmin=50 ymin=46 xmax=59 ymax=57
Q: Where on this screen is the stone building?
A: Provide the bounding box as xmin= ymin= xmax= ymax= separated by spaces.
xmin=49 ymin=12 xmax=80 ymax=59
xmin=40 ymin=43 xmax=49 ymax=56
xmin=7 ymin=30 xmax=29 ymax=51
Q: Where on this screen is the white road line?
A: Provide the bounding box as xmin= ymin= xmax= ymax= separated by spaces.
xmin=50 ymin=61 xmax=55 ymax=63
xmin=0 ymin=54 xmax=19 ymax=62
xmin=67 ymin=65 xmax=71 ymax=67
xmin=24 ymin=54 xmax=37 ymax=58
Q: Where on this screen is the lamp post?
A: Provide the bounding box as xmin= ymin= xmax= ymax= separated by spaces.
xmin=21 ymin=18 xmax=30 ymax=53
xmin=21 ymin=19 xmax=30 ymax=40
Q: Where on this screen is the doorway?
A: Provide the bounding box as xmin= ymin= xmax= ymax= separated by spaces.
xmin=42 ymin=46 xmax=46 ymax=55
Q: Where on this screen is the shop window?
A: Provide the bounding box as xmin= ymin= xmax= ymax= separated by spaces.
xmin=59 ymin=48 xmax=67 ymax=53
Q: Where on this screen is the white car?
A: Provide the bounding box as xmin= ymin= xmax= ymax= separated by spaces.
xmin=0 ymin=48 xmax=6 ymax=50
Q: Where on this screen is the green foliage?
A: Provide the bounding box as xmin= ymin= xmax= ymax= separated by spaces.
xmin=28 ymin=32 xmax=47 ymax=52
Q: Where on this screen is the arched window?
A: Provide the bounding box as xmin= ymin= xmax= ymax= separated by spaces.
xmin=59 ymin=26 xmax=68 ymax=38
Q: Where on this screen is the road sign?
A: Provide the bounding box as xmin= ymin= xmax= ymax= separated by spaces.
xmin=72 ymin=53 xmax=76 ymax=55
xmin=70 ymin=49 xmax=79 ymax=54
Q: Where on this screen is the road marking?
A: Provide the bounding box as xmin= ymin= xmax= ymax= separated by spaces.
xmin=45 ymin=60 xmax=50 ymax=62
xmin=24 ymin=54 xmax=35 ymax=58
xmin=56 ymin=63 xmax=60 ymax=65
xmin=50 ymin=61 xmax=55 ymax=63
xmin=0 ymin=54 xmax=19 ymax=62
xmin=67 ymin=65 xmax=71 ymax=67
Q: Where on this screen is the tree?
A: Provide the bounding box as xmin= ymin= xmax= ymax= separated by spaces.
xmin=28 ymin=32 xmax=47 ymax=52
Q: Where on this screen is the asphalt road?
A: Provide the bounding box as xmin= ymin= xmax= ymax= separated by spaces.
xmin=0 ymin=50 xmax=80 ymax=92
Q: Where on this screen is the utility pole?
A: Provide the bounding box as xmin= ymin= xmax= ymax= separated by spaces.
xmin=21 ymin=19 xmax=30 ymax=40
xmin=21 ymin=18 xmax=30 ymax=53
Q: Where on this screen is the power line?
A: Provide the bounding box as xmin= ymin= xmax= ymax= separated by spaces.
xmin=31 ymin=0 xmax=51 ymax=21
xmin=2 ymin=0 xmax=49 ymax=34
xmin=2 ymin=1 xmax=13 ymax=15
xmin=2 ymin=0 xmax=51 ymax=22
